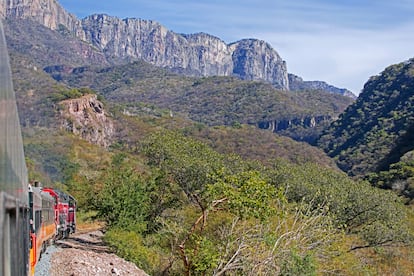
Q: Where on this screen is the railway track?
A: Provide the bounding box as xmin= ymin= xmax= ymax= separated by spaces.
xmin=35 ymin=230 xmax=148 ymax=276
xmin=55 ymin=230 xmax=111 ymax=254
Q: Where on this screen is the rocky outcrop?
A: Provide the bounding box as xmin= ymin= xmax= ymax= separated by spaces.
xmin=258 ymin=115 xmax=333 ymax=132
xmin=80 ymin=15 xmax=289 ymax=89
xmin=59 ymin=94 xmax=114 ymax=148
xmin=0 ymin=0 xmax=81 ymax=33
xmin=1 ymin=1 xmax=290 ymax=90
xmin=230 ymin=39 xmax=288 ymax=90
xmin=288 ymin=74 xmax=356 ymax=98
xmin=2 ymin=0 xmax=354 ymax=94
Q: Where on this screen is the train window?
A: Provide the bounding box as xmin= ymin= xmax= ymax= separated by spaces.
xmin=35 ymin=210 xmax=41 ymax=232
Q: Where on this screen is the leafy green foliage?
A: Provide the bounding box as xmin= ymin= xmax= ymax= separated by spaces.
xmin=367 ymin=150 xmax=414 ymax=202
xmin=104 ymin=229 xmax=163 ymax=274
xmin=141 ymin=130 xmax=226 ymax=203
xmin=96 ymin=154 xmax=150 ymax=232
xmin=318 ymin=59 xmax=414 ymax=180
xmin=265 ymin=161 xmax=412 ymax=248
xmin=95 ymin=131 xmax=340 ymax=274
xmin=206 ymin=170 xmax=278 ymax=220
xmin=280 ymin=250 xmax=316 ymax=276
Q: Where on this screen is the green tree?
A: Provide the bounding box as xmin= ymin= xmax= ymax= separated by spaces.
xmin=97 ymin=153 xmax=150 ymax=232
xmin=265 ymin=161 xmax=412 ymax=249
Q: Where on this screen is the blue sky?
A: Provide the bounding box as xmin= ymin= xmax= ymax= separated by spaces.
xmin=58 ymin=0 xmax=414 ymax=94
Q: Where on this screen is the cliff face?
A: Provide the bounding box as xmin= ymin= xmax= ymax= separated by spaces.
xmin=1 ymin=0 xmax=357 ymax=94
xmin=81 ymin=16 xmax=234 ymax=75
xmin=258 ymin=115 xmax=333 ymax=132
xmin=80 ymin=15 xmax=289 ymax=89
xmin=59 ymin=94 xmax=114 ymax=148
xmin=0 ymin=0 xmax=80 ymax=32
xmin=1 ymin=0 xmax=290 ymax=90
xmin=230 ymin=39 xmax=288 ymax=90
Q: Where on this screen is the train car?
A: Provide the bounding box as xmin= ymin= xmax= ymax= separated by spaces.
xmin=0 ymin=20 xmax=31 ymax=276
xmin=42 ymin=188 xmax=77 ymax=239
xmin=28 ymin=185 xmax=56 ymax=275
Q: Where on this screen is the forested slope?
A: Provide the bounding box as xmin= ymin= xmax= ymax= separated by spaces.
xmin=318 ymin=59 xmax=414 ymax=176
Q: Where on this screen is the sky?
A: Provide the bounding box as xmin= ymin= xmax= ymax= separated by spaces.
xmin=58 ymin=0 xmax=414 ymax=95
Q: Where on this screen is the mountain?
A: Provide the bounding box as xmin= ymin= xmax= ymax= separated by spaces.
xmin=289 ymin=74 xmax=356 ymax=99
xmin=318 ymin=58 xmax=414 ymax=179
xmin=1 ymin=0 xmax=353 ymax=95
xmin=43 ymin=60 xmax=353 ymax=143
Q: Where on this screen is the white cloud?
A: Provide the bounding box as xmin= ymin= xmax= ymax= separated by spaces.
xmin=261 ymin=22 xmax=414 ymax=93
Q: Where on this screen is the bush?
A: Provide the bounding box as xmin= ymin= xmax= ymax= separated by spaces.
xmin=104 ymin=229 xmax=161 ymax=274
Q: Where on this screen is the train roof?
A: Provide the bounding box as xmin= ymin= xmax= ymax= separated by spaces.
xmin=42 ymin=187 xmax=76 ymax=203
xmin=29 ymin=185 xmax=56 ymax=202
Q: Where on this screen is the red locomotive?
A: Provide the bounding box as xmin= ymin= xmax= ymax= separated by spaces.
xmin=42 ymin=187 xmax=77 ymax=239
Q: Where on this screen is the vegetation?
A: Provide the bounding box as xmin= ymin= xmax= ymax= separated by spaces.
xmin=8 ymin=18 xmax=414 ymax=274
xmin=318 ymin=58 xmax=414 ymax=199
xmin=60 ymin=130 xmax=412 ymax=275
xmin=367 ymin=150 xmax=414 ymax=203
xmin=52 ymin=60 xmax=353 ymax=142
xmin=47 ymin=87 xmax=98 ymax=103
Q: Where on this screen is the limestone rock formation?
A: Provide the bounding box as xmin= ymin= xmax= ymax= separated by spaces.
xmin=230 ymin=39 xmax=288 ymax=90
xmin=0 ymin=0 xmax=81 ymax=33
xmin=258 ymin=115 xmax=333 ymax=132
xmin=80 ymin=15 xmax=289 ymax=89
xmin=1 ymin=0 xmax=352 ymax=94
xmin=59 ymin=94 xmax=114 ymax=148
xmin=1 ymin=0 xmax=290 ymax=89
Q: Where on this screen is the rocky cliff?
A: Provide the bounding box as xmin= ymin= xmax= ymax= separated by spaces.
xmin=59 ymin=94 xmax=114 ymax=148
xmin=0 ymin=0 xmax=289 ymax=90
xmin=258 ymin=115 xmax=333 ymax=132
xmin=0 ymin=0 xmax=80 ymax=32
xmin=1 ymin=0 xmax=355 ymax=94
xmin=230 ymin=39 xmax=288 ymax=90
xmin=80 ymin=14 xmax=289 ymax=89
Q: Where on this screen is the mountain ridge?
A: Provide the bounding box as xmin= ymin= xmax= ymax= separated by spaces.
xmin=1 ymin=0 xmax=355 ymax=96
xmin=318 ymin=58 xmax=414 ymax=178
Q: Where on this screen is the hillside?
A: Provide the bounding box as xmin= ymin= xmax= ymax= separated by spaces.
xmin=45 ymin=60 xmax=353 ymax=142
xmin=2 ymin=1 xmax=355 ymax=144
xmin=318 ymin=58 xmax=414 ymax=197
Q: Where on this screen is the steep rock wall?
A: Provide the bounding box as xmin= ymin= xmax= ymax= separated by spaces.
xmin=258 ymin=115 xmax=333 ymax=132
xmin=1 ymin=0 xmax=290 ymax=90
xmin=59 ymin=94 xmax=114 ymax=148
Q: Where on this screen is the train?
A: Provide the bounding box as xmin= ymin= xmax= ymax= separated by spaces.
xmin=29 ymin=184 xmax=77 ymax=275
xmin=0 ymin=20 xmax=76 ymax=276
